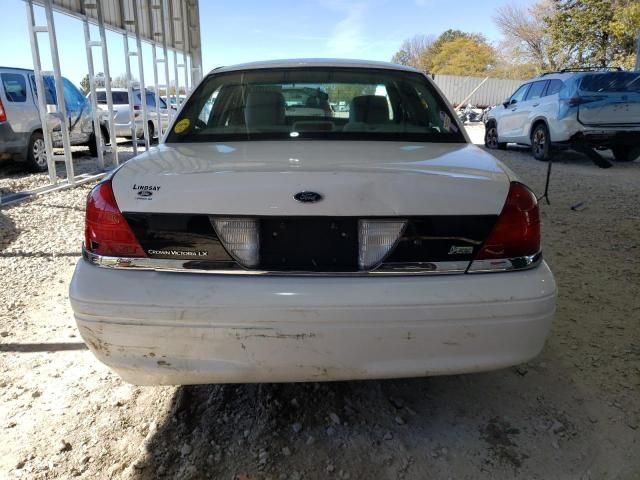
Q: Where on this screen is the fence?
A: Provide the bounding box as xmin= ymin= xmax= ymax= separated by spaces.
xmin=431 ymin=74 xmax=524 ymax=108
xmin=21 ymin=0 xmax=201 ymax=190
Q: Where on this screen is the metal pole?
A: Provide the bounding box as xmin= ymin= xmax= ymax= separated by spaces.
xmin=172 ymin=50 xmax=180 ymax=109
xmin=169 ymin=0 xmax=180 ymax=107
xmin=132 ymin=0 xmax=151 ymax=150
xmin=148 ymin=3 xmax=163 ymax=137
xmin=455 ymin=77 xmax=489 ymax=110
xmin=635 ymin=31 xmax=640 ymax=71
xmin=81 ymin=1 xmax=104 ymax=170
xmin=180 ymin=0 xmax=189 ymax=92
xmin=159 ymin=0 xmax=173 ymax=121
xmin=43 ymin=0 xmax=75 ymax=183
xmin=122 ymin=32 xmax=138 ymax=155
xmin=189 ymin=0 xmax=202 ymax=86
xmin=95 ymin=0 xmax=119 ymax=166
xmin=25 ymin=0 xmax=57 ymax=185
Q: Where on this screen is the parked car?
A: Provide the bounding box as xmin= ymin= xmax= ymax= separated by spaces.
xmin=0 ymin=66 xmax=107 ymax=171
xmin=70 ymin=59 xmax=556 ymax=386
xmin=88 ymin=88 xmax=170 ymax=140
xmin=162 ymin=95 xmax=186 ymax=110
xmin=484 ymin=68 xmax=640 ymax=164
xmin=282 ymin=87 xmax=332 ymax=117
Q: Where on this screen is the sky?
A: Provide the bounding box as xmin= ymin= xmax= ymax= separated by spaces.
xmin=0 ymin=0 xmax=536 ymax=87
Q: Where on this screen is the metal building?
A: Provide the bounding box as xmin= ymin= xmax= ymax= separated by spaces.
xmin=24 ymin=0 xmax=201 ymax=188
xmin=431 ymin=74 xmax=523 ymax=108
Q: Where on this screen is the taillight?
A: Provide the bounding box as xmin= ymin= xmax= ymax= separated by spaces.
xmin=468 ymin=182 xmax=540 ymax=272
xmin=85 ymin=180 xmax=146 ymax=257
xmin=0 ymin=98 xmax=7 ymax=122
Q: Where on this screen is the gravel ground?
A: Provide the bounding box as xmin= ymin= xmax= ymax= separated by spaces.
xmin=1 ymin=129 xmax=639 ymax=479
xmin=0 ymin=142 xmax=139 ymax=198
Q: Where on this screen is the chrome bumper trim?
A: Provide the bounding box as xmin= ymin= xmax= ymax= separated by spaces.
xmin=467 ymin=252 xmax=542 ymax=273
xmin=82 ymin=248 xmax=542 ymax=276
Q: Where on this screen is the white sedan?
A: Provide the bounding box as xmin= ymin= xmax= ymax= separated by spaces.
xmin=69 ymin=59 xmax=556 ymax=385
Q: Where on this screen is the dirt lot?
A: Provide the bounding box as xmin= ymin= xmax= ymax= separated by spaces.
xmin=1 ymin=131 xmax=639 ymax=479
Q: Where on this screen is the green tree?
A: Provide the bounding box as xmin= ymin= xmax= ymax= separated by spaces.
xmin=610 ymin=2 xmax=640 ymax=69
xmin=391 ymin=30 xmax=488 ymax=73
xmin=429 ymin=37 xmax=497 ymax=76
xmin=80 ymin=74 xmax=90 ymax=94
xmin=545 ymin=0 xmax=636 ymax=68
xmin=325 ymin=84 xmax=376 ymax=104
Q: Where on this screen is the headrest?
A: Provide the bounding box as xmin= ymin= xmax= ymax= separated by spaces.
xmin=349 ymin=95 xmax=389 ymax=124
xmin=245 ymin=90 xmax=286 ymax=127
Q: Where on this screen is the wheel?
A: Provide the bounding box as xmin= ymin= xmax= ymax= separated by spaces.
xmin=26 ymin=131 xmax=48 ymax=172
xmin=147 ymin=121 xmax=155 ymax=141
xmin=531 ymin=123 xmax=551 ymax=161
xmin=89 ymin=126 xmax=110 ymax=157
xmin=611 ymin=146 xmax=639 ymax=162
xmin=484 ymin=123 xmax=507 ymax=150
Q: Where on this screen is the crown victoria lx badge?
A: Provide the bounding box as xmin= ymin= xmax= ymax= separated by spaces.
xmin=294 ymin=191 xmax=323 ymax=203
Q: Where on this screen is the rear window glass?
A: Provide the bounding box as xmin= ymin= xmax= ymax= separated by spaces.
xmin=166 ymin=67 xmax=464 ymax=144
xmin=95 ymin=91 xmax=129 ymax=104
xmin=1 ymin=73 xmax=27 ymax=102
xmin=579 ymin=72 xmax=640 ymax=93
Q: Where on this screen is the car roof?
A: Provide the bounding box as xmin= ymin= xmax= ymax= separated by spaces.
xmin=527 ymin=69 xmax=627 ymax=83
xmin=0 ymin=66 xmax=34 ymax=73
xmin=208 ymin=58 xmax=421 ymax=75
xmin=94 ymin=87 xmax=143 ymax=92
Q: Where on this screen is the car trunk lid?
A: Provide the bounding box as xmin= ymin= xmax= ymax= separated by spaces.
xmin=111 ymin=141 xmax=510 ymax=216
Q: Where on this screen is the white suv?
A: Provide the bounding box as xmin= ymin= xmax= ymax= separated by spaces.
xmin=484 ymin=69 xmax=640 ymax=165
xmin=88 ymin=88 xmax=170 ymax=140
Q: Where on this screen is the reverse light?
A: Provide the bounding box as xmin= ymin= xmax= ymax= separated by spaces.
xmin=85 ymin=180 xmax=146 ymax=257
xmin=211 ymin=218 xmax=260 ymax=268
xmin=468 ymin=182 xmax=540 ymax=272
xmin=358 ymin=219 xmax=407 ymax=270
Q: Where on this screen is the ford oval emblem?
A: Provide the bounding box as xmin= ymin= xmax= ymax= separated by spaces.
xmin=294 ymin=191 xmax=323 ymax=203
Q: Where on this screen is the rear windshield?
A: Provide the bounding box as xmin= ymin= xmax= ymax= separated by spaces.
xmin=579 ymin=72 xmax=640 ymax=93
xmin=95 ymin=91 xmax=129 ymax=104
xmin=165 ymin=67 xmax=464 ymax=143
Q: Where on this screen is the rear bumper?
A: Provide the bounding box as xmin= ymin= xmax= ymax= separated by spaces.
xmin=568 ymin=130 xmax=640 ymax=148
xmin=0 ymin=123 xmax=29 ymax=159
xmin=113 ymin=123 xmax=142 ymax=138
xmin=69 ymin=259 xmax=556 ymax=385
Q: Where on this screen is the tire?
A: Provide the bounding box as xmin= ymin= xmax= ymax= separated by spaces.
xmin=531 ymin=123 xmax=551 ymax=161
xmin=89 ymin=126 xmax=110 ymax=157
xmin=26 ymin=131 xmax=48 ymax=172
xmin=611 ymin=146 xmax=639 ymax=162
xmin=484 ymin=123 xmax=507 ymax=150
xmin=147 ymin=121 xmax=155 ymax=141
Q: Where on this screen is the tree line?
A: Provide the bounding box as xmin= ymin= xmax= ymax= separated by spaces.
xmin=391 ymin=0 xmax=640 ymax=79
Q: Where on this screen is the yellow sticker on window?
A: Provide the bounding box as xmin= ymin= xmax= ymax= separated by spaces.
xmin=173 ymin=118 xmax=190 ymax=134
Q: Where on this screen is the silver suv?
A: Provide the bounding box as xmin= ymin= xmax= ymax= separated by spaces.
xmin=0 ymin=66 xmax=107 ymax=171
xmin=88 ymin=88 xmax=170 ymax=140
xmin=484 ymin=68 xmax=640 ymax=164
